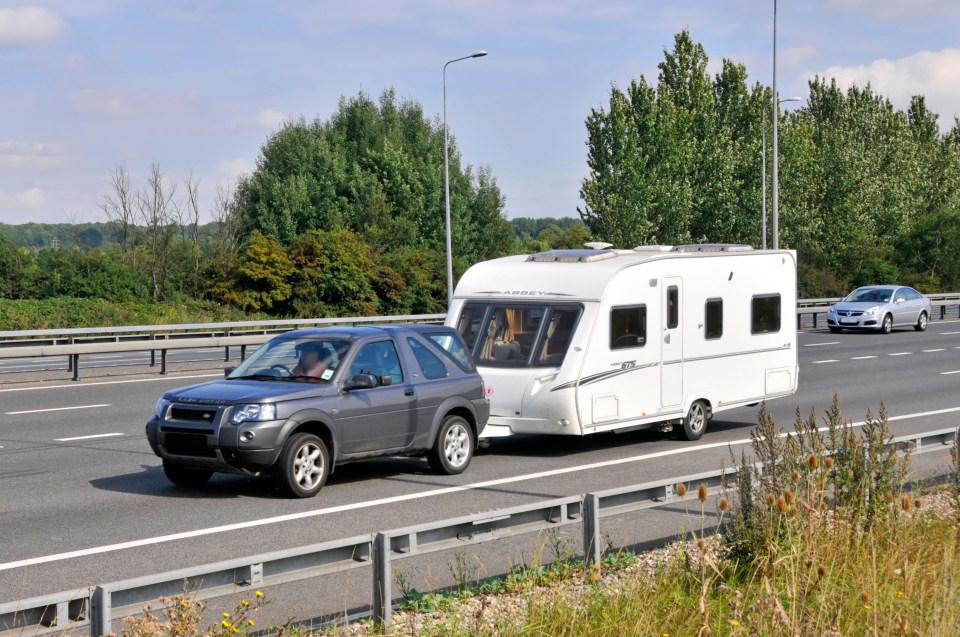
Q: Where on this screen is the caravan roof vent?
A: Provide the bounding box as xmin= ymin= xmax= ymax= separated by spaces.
xmin=527 ymin=249 xmax=618 ymax=263
xmin=671 ymin=243 xmax=754 ymax=253
xmin=583 ymin=241 xmax=613 ymax=250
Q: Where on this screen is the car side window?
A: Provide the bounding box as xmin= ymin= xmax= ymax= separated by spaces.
xmin=407 ymin=338 xmax=449 ymax=380
xmin=350 ymin=340 xmax=403 ymax=385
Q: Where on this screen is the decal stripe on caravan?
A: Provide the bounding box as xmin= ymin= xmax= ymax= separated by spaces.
xmin=549 ymin=344 xmax=792 ymax=391
xmin=551 ymin=363 xmax=660 ymax=391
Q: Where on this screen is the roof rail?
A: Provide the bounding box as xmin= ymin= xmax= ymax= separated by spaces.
xmin=526 ymin=249 xmax=618 ymax=263
xmin=670 ymin=243 xmax=754 ymax=253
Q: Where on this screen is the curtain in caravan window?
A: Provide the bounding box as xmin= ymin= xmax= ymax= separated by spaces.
xmin=535 ymin=307 xmax=581 ymax=365
xmin=477 ymin=305 xmax=545 ymax=365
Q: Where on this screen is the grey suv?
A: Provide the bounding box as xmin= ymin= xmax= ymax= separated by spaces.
xmin=146 ymin=325 xmax=489 ymax=497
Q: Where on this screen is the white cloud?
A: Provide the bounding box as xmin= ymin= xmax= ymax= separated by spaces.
xmin=0 ymin=187 xmax=47 ymax=210
xmin=231 ymin=109 xmax=289 ymax=130
xmin=0 ymin=141 xmax=68 ymax=170
xmin=0 ymin=7 xmax=66 ymax=44
xmin=214 ymin=158 xmax=255 ymax=181
xmin=813 ymin=48 xmax=960 ymax=128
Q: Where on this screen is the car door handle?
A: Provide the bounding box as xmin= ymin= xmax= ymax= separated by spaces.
xmin=404 ymin=389 xmax=415 ymax=396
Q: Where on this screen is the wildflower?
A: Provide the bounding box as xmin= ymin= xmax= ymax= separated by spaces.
xmin=777 ymin=497 xmax=787 ymax=513
xmin=248 ymin=620 xmax=255 ymax=626
xmin=232 ymin=628 xmax=239 ymax=634
xmin=223 ymin=612 xmax=231 ymax=618
xmin=861 ymin=590 xmax=871 ymax=603
xmin=914 ymin=498 xmax=922 ymax=509
xmin=698 ymin=484 xmax=708 ymax=502
xmin=817 ymin=565 xmax=826 ymax=578
xmin=784 ymin=489 xmax=793 ymax=504
xmin=885 ymin=491 xmax=894 ymax=503
xmin=676 ymin=483 xmax=687 ymax=497
xmin=719 ymin=497 xmax=729 ymax=512
xmin=241 ymin=600 xmax=249 ymax=607
xmin=222 ymin=620 xmax=231 ymax=628
xmin=824 ymin=456 xmax=834 ymax=469
xmin=730 ymin=619 xmax=740 ymax=626
xmin=255 ymin=591 xmax=264 ymax=598
xmin=789 ymin=505 xmax=798 ymax=516
xmin=808 ymin=455 xmax=819 ymax=469
xmin=791 ymin=470 xmax=800 ymax=482
xmin=902 ymin=496 xmax=911 ymax=511
xmin=864 ymin=604 xmax=873 ymax=610
xmin=896 ymin=591 xmax=904 ymax=597
xmin=767 ymin=493 xmax=776 ymax=507
xmin=698 ymin=538 xmax=707 ymax=554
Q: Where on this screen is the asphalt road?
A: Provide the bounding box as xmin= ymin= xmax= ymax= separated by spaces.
xmin=1 ymin=321 xmax=959 ymax=622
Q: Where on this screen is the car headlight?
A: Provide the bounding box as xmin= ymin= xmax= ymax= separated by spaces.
xmin=229 ymin=403 xmax=277 ymax=425
xmin=155 ymin=398 xmax=171 ymax=418
xmin=827 ymin=306 xmax=836 ymax=315
xmin=863 ymin=306 xmax=880 ymax=315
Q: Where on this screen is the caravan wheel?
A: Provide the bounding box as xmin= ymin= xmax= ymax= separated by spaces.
xmin=682 ymin=400 xmax=709 ymax=441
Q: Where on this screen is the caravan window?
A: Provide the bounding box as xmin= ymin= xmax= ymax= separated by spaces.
xmin=666 ymin=286 xmax=679 ymax=329
xmin=751 ymin=294 xmax=781 ymax=334
xmin=534 ymin=307 xmax=580 ymax=366
xmin=705 ymin=299 xmax=723 ymax=340
xmin=610 ymin=306 xmax=647 ymax=349
xmin=456 ymin=302 xmax=582 ymax=367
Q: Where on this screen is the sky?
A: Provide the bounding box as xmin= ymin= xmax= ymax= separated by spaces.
xmin=1 ymin=1 xmax=958 ymax=226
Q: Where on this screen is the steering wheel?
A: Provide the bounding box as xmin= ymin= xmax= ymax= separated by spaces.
xmin=613 ymin=334 xmax=639 ymax=347
xmin=269 ymin=364 xmax=293 ymax=377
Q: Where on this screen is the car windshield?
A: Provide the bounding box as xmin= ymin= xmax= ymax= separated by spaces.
xmin=227 ymin=337 xmax=350 ymax=382
xmin=846 ymin=289 xmax=891 ymax=304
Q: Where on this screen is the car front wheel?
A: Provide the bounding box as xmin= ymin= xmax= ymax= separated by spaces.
xmin=881 ymin=314 xmax=893 ymax=334
xmin=162 ymin=460 xmax=213 ymax=487
xmin=428 ymin=415 xmax=474 ymax=475
xmin=276 ymin=433 xmax=329 ymax=498
xmin=915 ymin=312 xmax=928 ymax=332
xmin=828 ymin=326 xmax=842 ymax=334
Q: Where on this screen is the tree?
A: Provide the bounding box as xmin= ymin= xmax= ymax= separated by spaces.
xmin=210 ymin=231 xmax=293 ymax=312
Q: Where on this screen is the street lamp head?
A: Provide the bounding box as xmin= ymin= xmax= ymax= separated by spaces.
xmin=471 ymin=50 xmax=488 ymax=58
xmin=779 ymin=96 xmax=802 ymax=104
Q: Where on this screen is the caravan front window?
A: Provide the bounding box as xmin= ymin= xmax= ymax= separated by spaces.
xmin=457 ymin=302 xmax=582 ymax=367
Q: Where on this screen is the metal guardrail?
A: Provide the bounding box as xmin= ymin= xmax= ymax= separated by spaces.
xmin=2 ymin=426 xmax=956 ymax=636
xmin=0 ymin=292 xmax=958 ymax=380
xmin=0 ymin=314 xmax=446 ymax=380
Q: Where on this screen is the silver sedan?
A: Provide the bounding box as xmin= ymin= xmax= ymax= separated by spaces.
xmin=825 ymin=285 xmax=931 ymax=334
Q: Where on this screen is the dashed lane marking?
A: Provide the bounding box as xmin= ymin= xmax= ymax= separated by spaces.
xmin=6 ymin=404 xmax=110 ymax=415
xmin=812 ymin=360 xmax=838 ymax=364
xmin=53 ymin=433 xmax=124 ymax=442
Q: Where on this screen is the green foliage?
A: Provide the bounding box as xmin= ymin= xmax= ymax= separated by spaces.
xmin=0 ymin=297 xmax=256 ymax=331
xmin=580 ymin=31 xmax=960 ymax=295
xmin=210 ymin=231 xmax=294 ymax=312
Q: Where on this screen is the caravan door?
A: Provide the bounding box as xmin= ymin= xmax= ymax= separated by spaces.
xmin=661 ymin=278 xmax=683 ymax=408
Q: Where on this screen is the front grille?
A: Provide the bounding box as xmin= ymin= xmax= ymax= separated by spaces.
xmin=161 ymin=426 xmax=215 ymax=436
xmin=170 ymin=406 xmax=219 ymax=423
xmin=163 ymin=432 xmax=216 ymax=458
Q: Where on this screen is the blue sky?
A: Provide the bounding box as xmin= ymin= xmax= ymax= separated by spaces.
xmin=1 ymin=1 xmax=958 ymax=226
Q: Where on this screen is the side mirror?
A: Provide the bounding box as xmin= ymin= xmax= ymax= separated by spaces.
xmin=343 ymin=372 xmax=378 ymax=391
xmin=224 ymin=366 xmax=236 ymax=378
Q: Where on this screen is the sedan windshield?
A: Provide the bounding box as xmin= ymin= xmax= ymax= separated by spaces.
xmin=845 ymin=289 xmax=891 ymax=304
xmin=227 ymin=337 xmax=350 ymax=382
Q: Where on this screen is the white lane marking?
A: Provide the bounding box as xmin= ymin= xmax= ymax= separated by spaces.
xmin=941 ymin=371 xmax=960 ymax=375
xmin=0 ymin=373 xmax=221 ymax=394
xmin=812 ymin=360 xmax=838 ymax=364
xmin=851 ymin=356 xmax=876 ymax=360
xmin=888 ymin=352 xmax=911 ymax=356
xmin=5 ymin=404 xmax=959 ymax=572
xmin=923 ymin=349 xmax=946 ymax=353
xmin=6 ymin=404 xmax=111 ymax=415
xmin=803 ymin=342 xmax=840 ymax=347
xmin=942 ymin=331 xmax=960 ymax=335
xmin=54 ymin=433 xmax=124 ymax=442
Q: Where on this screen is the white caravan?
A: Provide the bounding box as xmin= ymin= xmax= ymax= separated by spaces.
xmin=446 ymin=244 xmax=798 ymax=440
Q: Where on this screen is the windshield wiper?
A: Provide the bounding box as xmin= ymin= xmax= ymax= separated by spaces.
xmin=228 ymin=374 xmax=279 ymax=381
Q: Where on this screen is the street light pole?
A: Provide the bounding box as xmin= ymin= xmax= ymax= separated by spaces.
xmin=772 ymin=0 xmax=780 ymax=249
xmin=443 ymin=50 xmax=487 ymax=308
xmin=762 ymin=97 xmax=800 ymax=250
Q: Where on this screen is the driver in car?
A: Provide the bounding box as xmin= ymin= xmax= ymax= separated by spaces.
xmin=293 ymin=342 xmax=332 ymax=379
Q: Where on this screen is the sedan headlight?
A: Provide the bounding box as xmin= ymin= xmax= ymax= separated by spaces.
xmin=229 ymin=403 xmax=277 ymax=425
xmin=827 ymin=306 xmax=836 ymax=315
xmin=155 ymin=398 xmax=171 ymax=418
xmin=863 ymin=306 xmax=880 ymax=316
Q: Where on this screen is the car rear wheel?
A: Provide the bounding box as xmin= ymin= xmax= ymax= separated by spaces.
xmin=428 ymin=415 xmax=474 ymax=475
xmin=276 ymin=433 xmax=329 ymax=498
xmin=881 ymin=314 xmax=893 ymax=334
xmin=681 ymin=400 xmax=709 ymax=441
xmin=915 ymin=312 xmax=928 ymax=332
xmin=162 ymin=460 xmax=213 ymax=487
